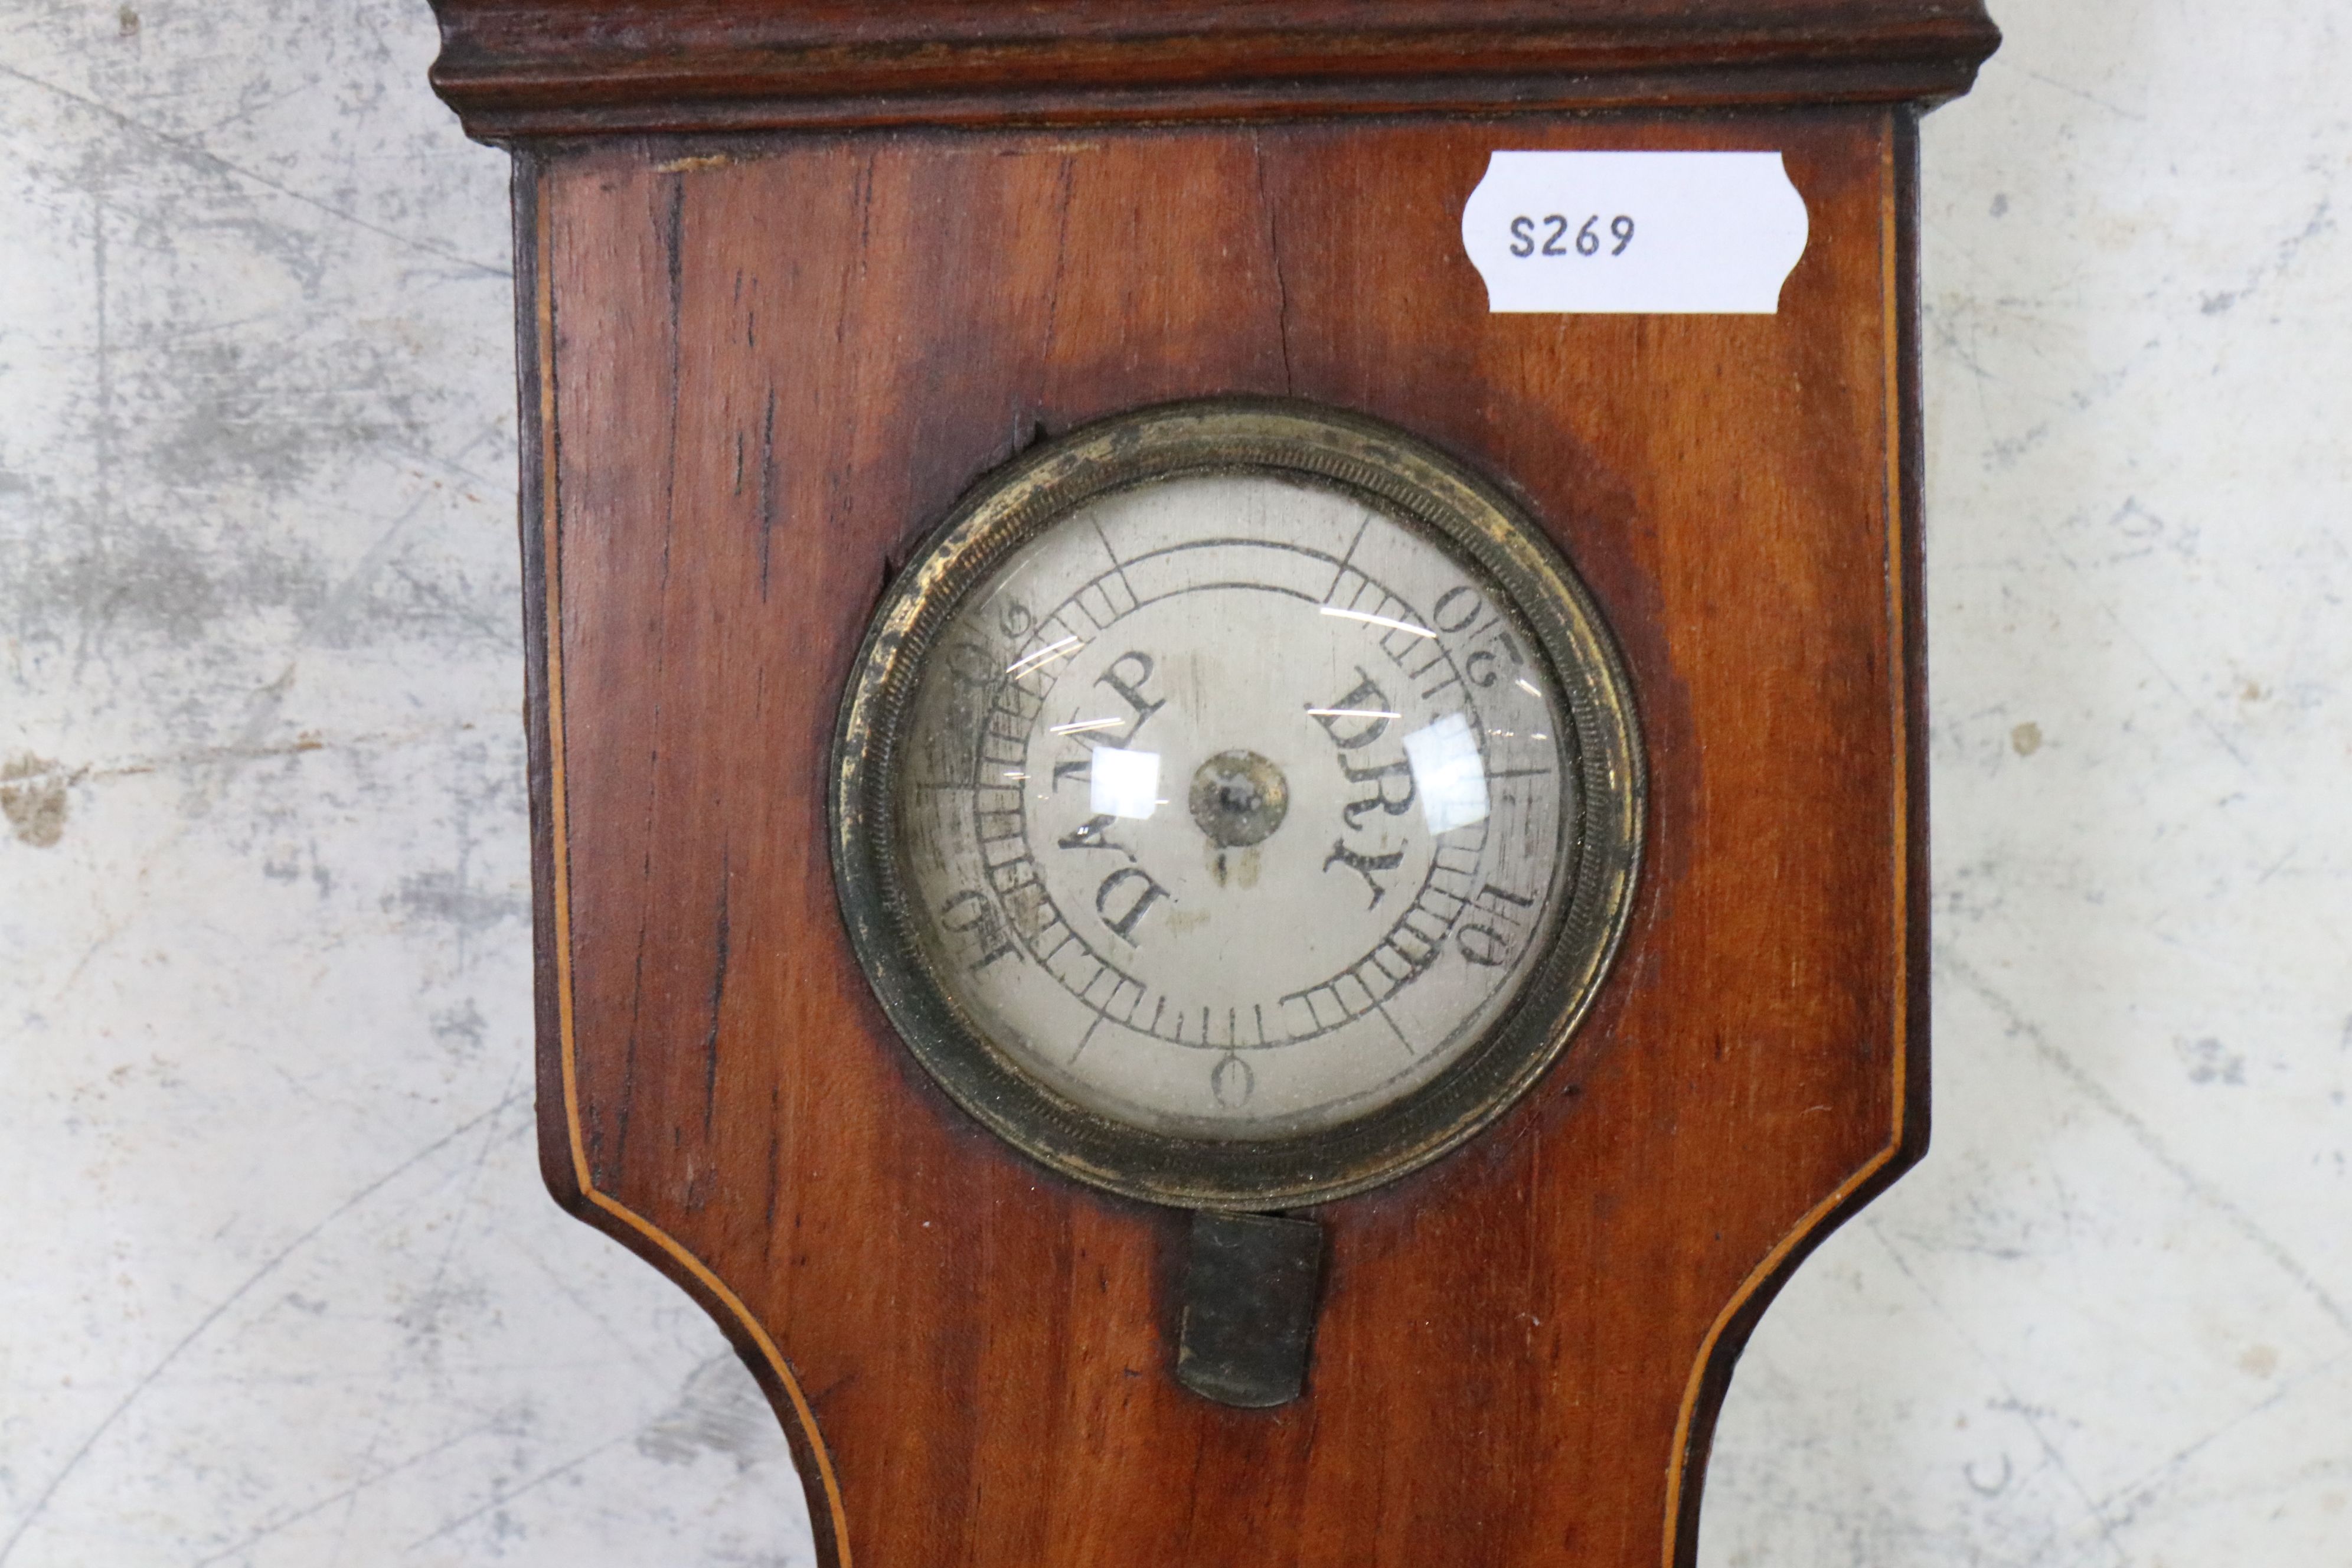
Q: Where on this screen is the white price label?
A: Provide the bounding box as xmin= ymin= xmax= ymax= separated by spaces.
xmin=1461 ymin=151 xmax=1810 ymax=315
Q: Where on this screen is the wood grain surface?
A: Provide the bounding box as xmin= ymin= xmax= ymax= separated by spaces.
xmin=428 ymin=0 xmax=1998 ymax=136
xmin=503 ymin=106 xmax=1928 ymax=1568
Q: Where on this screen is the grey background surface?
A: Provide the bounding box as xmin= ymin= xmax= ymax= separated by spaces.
xmin=3 ymin=2 xmax=2346 ymax=1564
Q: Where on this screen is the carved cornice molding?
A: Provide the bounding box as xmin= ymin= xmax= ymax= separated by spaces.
xmin=427 ymin=0 xmax=2002 ymax=139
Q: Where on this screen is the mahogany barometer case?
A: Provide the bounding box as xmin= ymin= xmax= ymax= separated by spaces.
xmin=423 ymin=3 xmax=1999 ymax=1564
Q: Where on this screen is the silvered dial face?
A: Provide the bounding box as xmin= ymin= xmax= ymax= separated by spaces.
xmin=894 ymin=472 xmax=1573 ymax=1141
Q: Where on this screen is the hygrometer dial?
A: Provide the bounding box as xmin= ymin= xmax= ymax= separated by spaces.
xmin=834 ymin=401 xmax=1640 ymax=1208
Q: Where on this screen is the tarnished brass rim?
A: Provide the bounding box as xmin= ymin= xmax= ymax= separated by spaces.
xmin=831 ymin=397 xmax=1644 ymax=1210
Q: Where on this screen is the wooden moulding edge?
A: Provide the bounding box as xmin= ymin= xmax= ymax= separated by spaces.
xmin=1656 ymin=104 xmax=1933 ymax=1568
xmin=511 ymin=152 xmax=860 ymax=1568
xmin=426 ymin=3 xmax=2001 ymax=138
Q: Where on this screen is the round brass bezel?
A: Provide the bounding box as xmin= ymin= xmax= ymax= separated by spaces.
xmin=831 ymin=398 xmax=1643 ymax=1210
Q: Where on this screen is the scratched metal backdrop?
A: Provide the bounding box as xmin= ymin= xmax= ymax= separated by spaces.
xmin=2 ymin=2 xmax=2345 ymax=1564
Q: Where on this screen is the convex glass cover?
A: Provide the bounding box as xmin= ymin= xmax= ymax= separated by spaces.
xmin=834 ymin=401 xmax=1641 ymax=1207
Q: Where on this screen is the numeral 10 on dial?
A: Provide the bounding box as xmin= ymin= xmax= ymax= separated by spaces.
xmin=1507 ymin=214 xmax=1636 ymax=259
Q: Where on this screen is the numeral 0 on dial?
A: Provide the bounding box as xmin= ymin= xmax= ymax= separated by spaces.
xmin=1507 ymin=214 xmax=1636 ymax=259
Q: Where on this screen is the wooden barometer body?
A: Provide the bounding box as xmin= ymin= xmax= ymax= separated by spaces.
xmin=423 ymin=4 xmax=1998 ymax=1563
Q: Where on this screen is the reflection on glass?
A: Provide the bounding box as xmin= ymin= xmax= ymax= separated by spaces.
xmin=1089 ymin=746 xmax=1162 ymax=820
xmin=1403 ymin=713 xmax=1490 ymax=834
